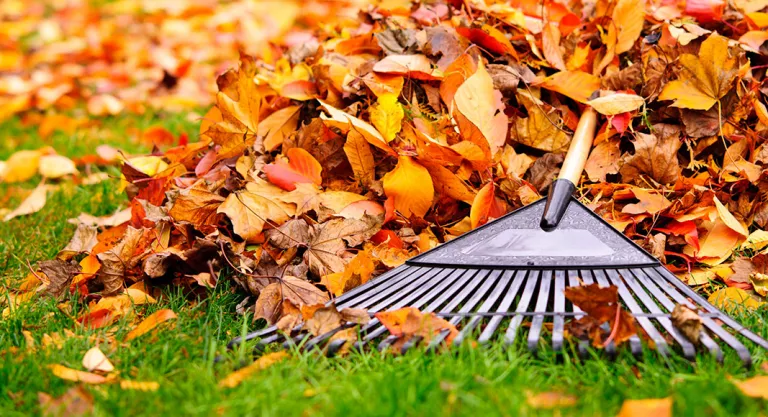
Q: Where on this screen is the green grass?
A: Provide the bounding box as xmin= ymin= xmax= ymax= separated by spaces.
xmin=2 ymin=113 xmax=768 ymax=416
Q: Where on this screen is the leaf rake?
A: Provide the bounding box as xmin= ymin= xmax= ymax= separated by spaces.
xmin=227 ymin=108 xmax=768 ymax=366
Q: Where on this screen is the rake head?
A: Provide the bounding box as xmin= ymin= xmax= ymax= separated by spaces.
xmin=227 ymin=198 xmax=768 ymax=366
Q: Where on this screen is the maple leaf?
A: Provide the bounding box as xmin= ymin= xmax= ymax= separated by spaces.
xmin=217 ymin=180 xmax=295 ymax=243
xmin=619 ymin=129 xmax=681 ymax=185
xmin=375 ymin=307 xmax=459 ymax=351
xmin=305 ymin=216 xmax=382 ymax=276
xmin=512 ymin=92 xmax=570 ymax=153
xmin=658 ymin=33 xmax=738 ymax=110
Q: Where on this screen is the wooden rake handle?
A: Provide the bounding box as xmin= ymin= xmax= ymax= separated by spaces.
xmin=539 ymin=107 xmax=598 ymax=231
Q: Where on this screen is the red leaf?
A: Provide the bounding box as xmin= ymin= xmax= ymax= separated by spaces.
xmin=654 ymin=220 xmax=700 ymax=252
xmin=264 ymin=148 xmax=323 ymax=191
xmin=685 ymin=0 xmax=724 ymax=23
xmin=371 ymin=230 xmax=404 ymax=249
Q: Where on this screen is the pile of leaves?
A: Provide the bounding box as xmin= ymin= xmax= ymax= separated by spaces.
xmin=8 ymin=0 xmax=768 ymax=342
xmin=0 ymin=0 xmax=358 ymax=120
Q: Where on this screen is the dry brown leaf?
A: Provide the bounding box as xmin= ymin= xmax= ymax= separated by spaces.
xmin=4 ymin=182 xmax=48 ymax=222
xmin=620 ymin=130 xmax=681 ymax=185
xmin=38 ymin=386 xmax=93 ymax=417
xmin=82 ymin=346 xmax=114 ymax=373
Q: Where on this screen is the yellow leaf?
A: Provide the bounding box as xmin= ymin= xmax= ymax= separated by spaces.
xmin=218 ymin=352 xmax=290 ymax=388
xmin=512 ymin=92 xmax=570 ymax=153
xmin=49 ymin=364 xmax=109 ymax=385
xmin=420 ymin=161 xmax=476 ymax=203
xmin=39 ymin=155 xmax=77 ymax=179
xmin=3 ymin=182 xmax=48 ymax=222
xmin=318 ymin=100 xmax=395 ymax=156
xmin=454 ymin=61 xmax=507 ymax=155
xmin=740 ymin=230 xmax=768 ymax=252
xmin=525 ymin=391 xmax=577 ymax=409
xmin=1 ymin=149 xmax=43 ymax=183
xmin=676 ymin=269 xmax=714 ymax=286
xmin=750 ymin=273 xmax=768 ymax=296
xmin=586 ymin=93 xmax=644 ymax=115
xmin=125 ymin=309 xmax=177 ymax=342
xmin=322 ymin=250 xmax=377 ymax=296
xmin=344 ymin=129 xmax=375 ymax=187
xmin=382 ymin=156 xmax=434 ymax=218
xmin=707 ymin=287 xmax=765 ymax=311
xmin=370 ymin=94 xmax=404 ymax=143
xmin=714 ymin=197 xmax=749 ymax=237
xmin=120 ymin=380 xmax=160 ymax=392
xmin=612 ymin=0 xmax=646 ymax=54
xmin=730 ymin=375 xmax=768 ymax=399
xmin=217 ymin=180 xmax=295 ymax=242
xmin=536 ymin=70 xmax=601 ymax=103
xmin=658 ymin=33 xmax=737 ymax=110
xmin=82 ymin=346 xmax=114 ymax=373
xmin=616 ymin=398 xmax=672 ymax=417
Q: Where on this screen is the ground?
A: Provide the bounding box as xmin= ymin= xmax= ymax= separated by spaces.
xmin=1 ymin=114 xmax=768 ymax=416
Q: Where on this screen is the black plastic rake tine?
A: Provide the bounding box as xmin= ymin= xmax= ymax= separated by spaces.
xmin=605 ymin=269 xmax=670 ymax=357
xmin=504 ymin=271 xmax=540 ymax=347
xmin=527 ymin=270 xmax=553 ymax=353
xmin=618 ymin=269 xmax=696 ymax=359
xmin=454 ymin=270 xmax=512 ymax=346
xmin=647 ymin=267 xmax=752 ymax=366
xmin=631 ymin=268 xmax=722 ymax=362
xmin=478 ymin=270 xmax=527 ymax=344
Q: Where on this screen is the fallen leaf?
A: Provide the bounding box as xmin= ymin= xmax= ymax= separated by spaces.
xmin=1 ymin=149 xmax=45 ymax=183
xmin=38 ymin=386 xmax=93 ymax=417
xmin=670 ymin=304 xmax=702 ymax=343
xmin=344 ymin=130 xmax=375 ymax=188
xmin=49 ymin=365 xmax=109 ymax=385
xmin=587 ymin=93 xmax=644 ymax=116
xmin=39 ymin=155 xmax=77 ymax=179
xmin=4 ymin=182 xmax=48 ymax=222
xmin=264 ymin=148 xmax=323 ymax=191
xmin=536 ymin=70 xmax=601 ymax=103
xmin=585 ymin=139 xmax=621 ymax=182
xmin=659 ymin=33 xmax=737 ymax=110
xmin=470 ymin=182 xmax=505 ymax=228
xmin=730 ymin=375 xmax=768 ymax=399
xmin=119 ymin=381 xmax=160 ymax=392
xmin=525 ymin=391 xmax=577 ymax=409
xmin=125 ymin=309 xmax=177 ymax=342
xmin=369 ymin=93 xmax=404 ymax=143
xmin=82 ymin=346 xmax=114 ymax=373
xmin=219 ymin=352 xmax=290 ymax=388
xmin=620 ymin=130 xmax=681 ymax=185
xmin=615 ymin=397 xmax=673 ymax=417
xmin=382 ymin=156 xmax=434 ymax=218
xmin=217 ymin=180 xmax=295 ymax=242
xmin=612 ymin=0 xmax=646 ymax=54
xmin=454 ymin=61 xmax=508 ymax=155
xmin=257 ymin=105 xmax=300 ymax=151
xmin=708 ymin=287 xmax=765 ymax=311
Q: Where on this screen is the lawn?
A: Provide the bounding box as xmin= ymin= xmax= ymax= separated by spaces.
xmin=1 ymin=114 xmax=768 ymax=416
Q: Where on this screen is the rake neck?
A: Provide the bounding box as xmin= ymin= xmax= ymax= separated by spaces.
xmin=540 ymin=108 xmax=597 ymax=232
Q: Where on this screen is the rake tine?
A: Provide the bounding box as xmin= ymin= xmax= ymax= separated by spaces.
xmin=227 ymin=325 xmax=279 ymax=350
xmin=359 ymin=269 xmax=477 ymax=343
xmin=528 ymin=270 xmax=553 ymax=354
xmin=654 ymin=267 xmax=768 ymax=352
xmin=401 ymin=335 xmax=424 ymax=354
xmin=446 ymin=269 xmax=499 ymax=326
xmin=552 ymin=270 xmax=566 ymax=352
xmin=478 ymin=270 xmax=527 ymax=344
xmin=647 ymin=268 xmax=749 ymax=365
xmin=339 ymin=267 xmax=438 ymax=310
xmin=326 ymin=338 xmax=348 ymax=358
xmin=426 ymin=328 xmax=452 ymax=353
xmin=367 ymin=268 xmax=455 ymax=312
xmin=504 ymin=271 xmax=540 ymax=347
xmin=378 ymin=335 xmax=399 ymax=352
xmin=584 ymin=270 xmax=618 ymax=358
xmin=620 ymin=269 xmax=696 ymax=359
xmin=632 ymin=268 xmax=722 ymax=361
xmin=303 ymin=324 xmax=353 ymax=352
xmin=334 ymin=265 xmax=413 ymax=304
xmin=567 ymin=270 xmax=592 ymax=358
xmin=604 ymin=269 xmax=670 ymax=357
xmin=454 ymin=270 xmax=512 ymax=346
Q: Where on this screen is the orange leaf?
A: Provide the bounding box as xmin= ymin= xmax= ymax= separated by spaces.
xmin=125 ymin=309 xmax=177 ymax=342
xmin=612 ymin=0 xmax=645 ymax=54
xmin=542 ymin=23 xmax=566 ymax=70
xmin=470 ymin=182 xmax=505 ymax=228
xmin=616 ymin=398 xmax=672 ymax=417
xmin=454 ymin=61 xmax=508 ymax=156
xmin=49 ymin=365 xmax=109 ymax=385
xmin=731 ymin=375 xmax=768 ymax=399
xmin=264 ymin=148 xmax=322 ymax=191
xmin=382 ymin=156 xmax=434 ymax=218
xmin=456 ymin=24 xmax=516 ymax=57
xmin=536 ymin=70 xmax=600 ymax=103
xmin=219 ymin=352 xmax=290 ymax=388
